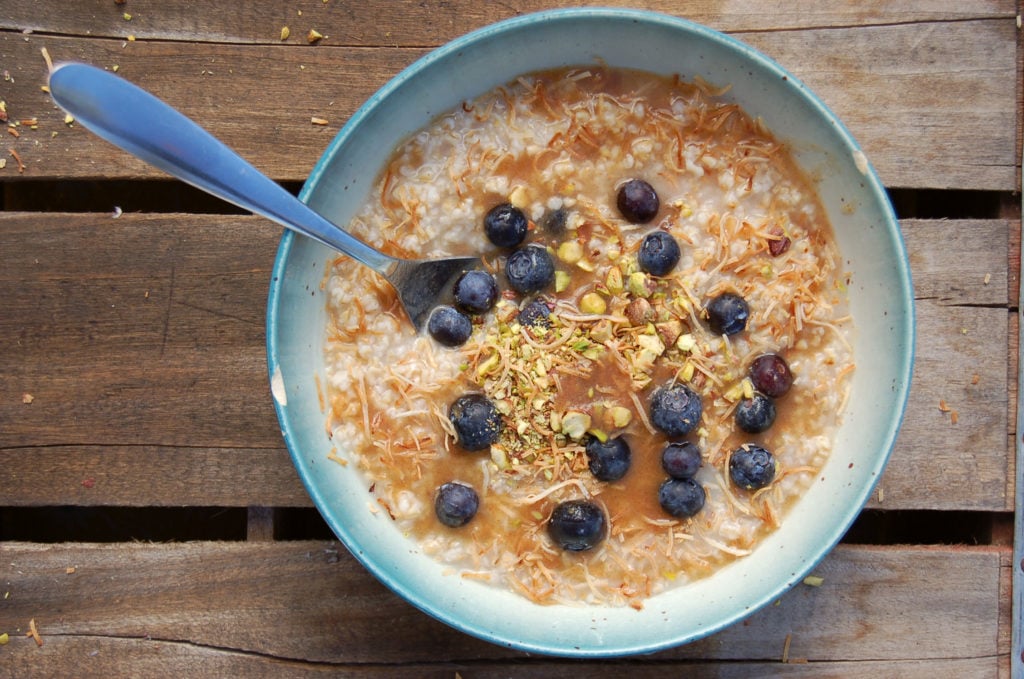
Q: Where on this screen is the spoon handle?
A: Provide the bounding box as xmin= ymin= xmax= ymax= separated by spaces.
xmin=48 ymin=62 xmax=396 ymax=275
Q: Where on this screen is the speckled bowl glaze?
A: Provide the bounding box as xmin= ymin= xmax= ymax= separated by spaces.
xmin=267 ymin=8 xmax=914 ymax=657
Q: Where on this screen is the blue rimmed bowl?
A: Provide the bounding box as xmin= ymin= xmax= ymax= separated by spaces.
xmin=266 ymin=8 xmax=914 ymax=657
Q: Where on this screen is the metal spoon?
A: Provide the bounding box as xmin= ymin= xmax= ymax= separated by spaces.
xmin=47 ymin=62 xmax=479 ymax=331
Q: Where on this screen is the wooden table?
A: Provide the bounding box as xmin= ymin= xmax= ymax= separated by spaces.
xmin=1 ymin=2 xmax=1020 ymax=676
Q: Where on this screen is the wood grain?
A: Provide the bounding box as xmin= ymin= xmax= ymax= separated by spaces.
xmin=0 ymin=15 xmax=1018 ymax=189
xmin=0 ymin=638 xmax=1006 ymax=679
xmin=0 ymin=214 xmax=1014 ymax=510
xmin=1 ymin=0 xmax=1016 ymax=44
xmin=0 ymin=541 xmax=1010 ymax=668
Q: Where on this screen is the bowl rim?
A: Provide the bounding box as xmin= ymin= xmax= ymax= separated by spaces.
xmin=267 ymin=6 xmax=915 ymax=657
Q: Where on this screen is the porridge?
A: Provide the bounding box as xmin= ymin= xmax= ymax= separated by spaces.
xmin=322 ymin=67 xmax=853 ymax=608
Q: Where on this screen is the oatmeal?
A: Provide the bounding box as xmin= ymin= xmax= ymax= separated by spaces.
xmin=323 ymin=67 xmax=853 ymax=607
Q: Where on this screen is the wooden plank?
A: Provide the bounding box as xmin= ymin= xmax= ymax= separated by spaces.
xmin=903 ymin=219 xmax=1009 ymax=306
xmin=873 ymin=300 xmax=1010 ymax=511
xmin=0 ymin=637 xmax=1006 ymax=679
xmin=0 ymin=18 xmax=1017 ymax=189
xmin=0 ymin=542 xmax=1009 ymax=667
xmin=0 ymin=214 xmax=1013 ymax=510
xmin=0 ymin=446 xmax=306 ymax=508
xmin=1 ymin=0 xmax=1015 ymax=44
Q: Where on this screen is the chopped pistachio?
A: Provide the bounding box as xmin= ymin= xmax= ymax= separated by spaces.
xmin=307 ymin=29 xmax=324 ymax=43
xmin=609 ymin=406 xmax=632 ymax=428
xmin=655 ymin=320 xmax=683 ymax=347
xmin=557 ymin=240 xmax=583 ymax=263
xmin=624 ymin=297 xmax=654 ymax=325
xmin=280 ymin=26 xmax=291 ymax=40
xmin=587 ymin=428 xmax=608 ymax=443
xmin=509 ymin=185 xmax=528 ymax=208
xmin=637 ymin=332 xmax=665 ymax=354
xmin=490 ymin=445 xmax=510 ymax=470
xmin=674 ymin=200 xmax=693 ymax=217
xmin=723 ymin=381 xmax=745 ymax=402
xmin=741 ymin=377 xmax=755 ymax=400
xmin=627 ymin=271 xmax=653 ymax=297
xmin=672 ymin=292 xmax=692 ymax=314
xmin=605 ymin=266 xmax=624 ymax=293
xmin=549 ymin=410 xmax=562 ymax=431
xmin=554 ymin=270 xmax=571 ymax=292
xmin=803 ymin=575 xmax=824 ymax=587
xmin=579 ymin=292 xmax=607 ymax=315
xmin=679 ymin=361 xmax=696 ymax=382
xmin=590 ymin=320 xmax=614 ymax=344
xmin=621 ymin=258 xmax=640 ymax=279
xmin=676 ymin=333 xmax=697 ymax=352
xmin=516 ymin=420 xmax=530 ymax=436
xmin=561 ymin=411 xmax=591 ymax=440
xmin=581 ymin=346 xmax=602 ymax=360
xmin=477 ymin=352 xmax=500 ymax=376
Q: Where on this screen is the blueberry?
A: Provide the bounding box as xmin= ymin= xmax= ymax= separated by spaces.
xmin=426 ymin=305 xmax=473 ymax=347
xmin=517 ymin=299 xmax=551 ymax=329
xmin=484 ymin=203 xmax=529 ymax=248
xmin=649 ymin=384 xmax=703 ymax=437
xmin=585 ymin=435 xmax=631 ymax=482
xmin=547 ymin=499 xmax=606 ymax=551
xmin=616 ymin=179 xmax=659 ymax=223
xmin=448 ymin=393 xmax=502 ymax=451
xmin=749 ymin=353 xmax=793 ymax=398
xmin=729 ymin=444 xmax=776 ymax=490
xmin=735 ymin=392 xmax=777 ymax=434
xmin=658 ymin=478 xmax=706 ymax=518
xmin=434 ymin=482 xmax=480 ymax=527
xmin=505 ymin=245 xmax=555 ymax=294
xmin=661 ymin=441 xmax=702 ymax=479
xmin=706 ymin=292 xmax=749 ymax=336
xmin=453 ymin=270 xmax=499 ymax=314
xmin=637 ymin=230 xmax=681 ymax=276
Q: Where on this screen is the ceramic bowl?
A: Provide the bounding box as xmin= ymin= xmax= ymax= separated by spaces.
xmin=266 ymin=8 xmax=914 ymax=657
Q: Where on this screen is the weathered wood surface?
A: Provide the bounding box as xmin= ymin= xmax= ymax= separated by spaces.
xmin=0 ymin=541 xmax=1011 ymax=674
xmin=0 ymin=10 xmax=1018 ymax=189
xmin=0 ymin=3 xmax=1020 ymax=675
xmin=1 ymin=213 xmax=1014 ymax=511
xmin=3 ymin=1 xmax=1016 ymax=42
